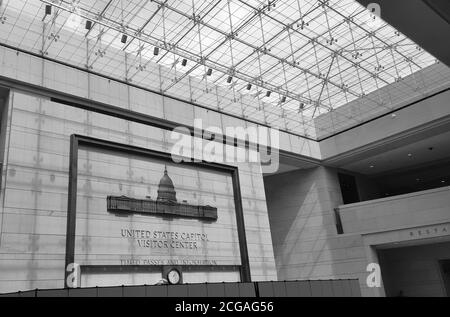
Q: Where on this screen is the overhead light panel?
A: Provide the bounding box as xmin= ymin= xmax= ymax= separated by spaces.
xmin=266 ymin=91 xmax=272 ymax=97
xmin=153 ymin=47 xmax=159 ymax=56
xmin=206 ymin=68 xmax=212 ymax=76
xmin=227 ymin=76 xmax=233 ymax=83
xmin=246 ymin=84 xmax=252 ymax=90
xmin=85 ymin=20 xmax=93 ymax=30
xmin=181 ymin=59 xmax=187 ymax=66
xmin=121 ymin=34 xmax=128 ymax=44
xmin=45 ymin=5 xmax=52 ymax=16
xmin=281 ymin=96 xmax=286 ymax=103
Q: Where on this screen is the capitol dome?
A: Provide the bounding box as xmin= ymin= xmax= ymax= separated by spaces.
xmin=157 ymin=167 xmax=177 ymax=203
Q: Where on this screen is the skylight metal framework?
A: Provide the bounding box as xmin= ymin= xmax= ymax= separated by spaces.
xmin=0 ymin=0 xmax=448 ymax=139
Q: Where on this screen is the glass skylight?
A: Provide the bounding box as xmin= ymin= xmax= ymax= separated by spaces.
xmin=0 ymin=0 xmax=448 ymax=139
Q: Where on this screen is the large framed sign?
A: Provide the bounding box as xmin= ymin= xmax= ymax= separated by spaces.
xmin=65 ymin=135 xmax=250 ymax=287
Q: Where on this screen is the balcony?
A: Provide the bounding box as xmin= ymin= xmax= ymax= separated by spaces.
xmin=337 ymin=186 xmax=450 ymax=235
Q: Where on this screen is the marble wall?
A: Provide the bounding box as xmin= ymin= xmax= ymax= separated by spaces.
xmin=0 ymin=90 xmax=277 ymax=293
xmin=264 ymin=167 xmax=376 ymax=297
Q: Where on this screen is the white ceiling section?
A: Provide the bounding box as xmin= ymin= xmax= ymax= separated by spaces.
xmin=340 ymin=130 xmax=450 ymax=175
xmin=0 ymin=0 xmax=449 ymax=140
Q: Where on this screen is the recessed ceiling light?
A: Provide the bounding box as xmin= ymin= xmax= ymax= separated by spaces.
xmin=408 ymin=153 xmax=413 ymax=157
xmin=370 ymin=165 xmax=375 ymax=168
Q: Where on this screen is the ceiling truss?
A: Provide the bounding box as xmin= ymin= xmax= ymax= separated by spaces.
xmin=0 ymin=0 xmax=445 ymax=139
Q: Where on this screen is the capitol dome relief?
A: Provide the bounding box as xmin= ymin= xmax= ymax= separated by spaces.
xmin=157 ymin=167 xmax=177 ymax=203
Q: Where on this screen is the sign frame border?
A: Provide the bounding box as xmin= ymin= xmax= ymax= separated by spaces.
xmin=65 ymin=134 xmax=251 ymax=287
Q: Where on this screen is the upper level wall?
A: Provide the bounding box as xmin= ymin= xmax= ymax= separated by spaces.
xmin=0 ymin=45 xmax=321 ymax=160
xmin=339 ymin=186 xmax=450 ymax=235
xmin=320 ymin=88 xmax=450 ymax=160
xmin=315 ymin=63 xmax=450 ymax=140
xmin=264 ymin=167 xmax=379 ymax=296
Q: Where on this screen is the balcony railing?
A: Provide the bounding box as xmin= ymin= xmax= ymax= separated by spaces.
xmin=337 ymin=186 xmax=450 ymax=235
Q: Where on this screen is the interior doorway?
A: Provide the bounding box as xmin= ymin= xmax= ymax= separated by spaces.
xmin=378 ymin=241 xmax=450 ymax=297
xmin=439 ymin=260 xmax=450 ymax=296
